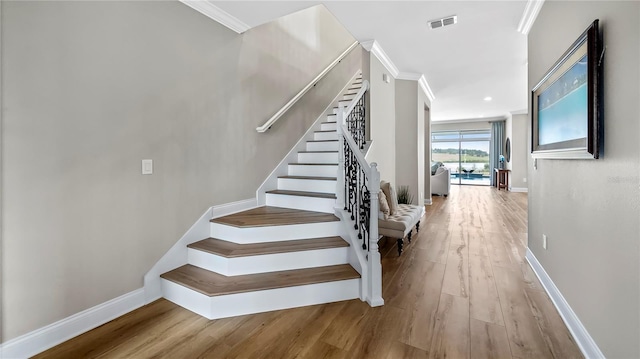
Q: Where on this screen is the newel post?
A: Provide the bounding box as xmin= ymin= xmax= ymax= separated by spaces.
xmin=367 ymin=163 xmax=384 ymax=306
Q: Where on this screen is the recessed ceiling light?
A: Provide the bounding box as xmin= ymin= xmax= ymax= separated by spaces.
xmin=483 ymin=96 xmax=492 ymax=101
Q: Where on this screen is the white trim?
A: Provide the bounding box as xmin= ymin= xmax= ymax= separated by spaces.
xmin=144 ymin=198 xmax=256 ymax=303
xmin=424 ymin=198 xmax=433 ymax=205
xmin=511 ymin=109 xmax=528 ymax=115
xmin=0 ymin=289 xmax=146 ymax=359
xmin=179 ymin=0 xmax=250 ymax=33
xmin=517 ymin=0 xmax=545 ymax=35
xmin=397 ymin=72 xmax=436 ymax=102
xmin=510 ymin=187 xmax=528 ymax=193
xmin=525 ymin=249 xmax=605 ymax=359
xmin=361 ymin=40 xmax=399 ymax=78
xmin=211 ymin=198 xmax=257 ymax=218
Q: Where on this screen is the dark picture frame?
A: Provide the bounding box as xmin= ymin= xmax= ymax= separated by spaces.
xmin=531 ymin=19 xmax=602 ymax=159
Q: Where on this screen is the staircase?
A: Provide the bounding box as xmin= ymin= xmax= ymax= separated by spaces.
xmin=159 ymin=75 xmax=365 ymax=319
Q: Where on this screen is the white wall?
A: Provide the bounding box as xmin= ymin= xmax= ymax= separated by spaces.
xmin=365 ymin=55 xmax=396 ymax=184
xmin=1 ymin=1 xmax=358 ymax=341
xmin=528 ymin=2 xmax=640 ymax=357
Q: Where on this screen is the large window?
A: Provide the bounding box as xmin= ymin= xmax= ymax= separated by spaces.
xmin=432 ymin=130 xmax=491 ymax=186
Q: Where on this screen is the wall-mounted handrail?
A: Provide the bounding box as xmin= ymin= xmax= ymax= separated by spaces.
xmin=256 ymin=41 xmax=359 ymax=133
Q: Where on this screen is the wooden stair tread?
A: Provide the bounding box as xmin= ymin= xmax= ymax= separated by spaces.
xmin=161 ymin=264 xmax=360 ymax=297
xmin=307 ymin=140 xmax=338 ymax=143
xmin=266 ymin=189 xmax=336 ymax=199
xmin=211 ymin=206 xmax=338 ymax=227
xmin=278 ymin=175 xmax=337 ymax=180
xmin=188 ymin=236 xmax=348 ymax=258
xmin=315 ymin=130 xmax=337 ymax=133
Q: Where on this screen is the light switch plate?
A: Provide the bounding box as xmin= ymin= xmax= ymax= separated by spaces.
xmin=142 ymin=159 xmax=153 ymax=175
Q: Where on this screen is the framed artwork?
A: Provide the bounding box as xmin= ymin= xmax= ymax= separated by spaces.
xmin=531 ymin=19 xmax=602 ymax=159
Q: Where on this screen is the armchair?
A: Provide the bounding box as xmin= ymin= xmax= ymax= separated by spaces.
xmin=431 ymin=166 xmax=450 ymax=197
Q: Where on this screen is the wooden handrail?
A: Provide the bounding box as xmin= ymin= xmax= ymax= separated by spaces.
xmin=256 ymin=41 xmax=359 ymax=133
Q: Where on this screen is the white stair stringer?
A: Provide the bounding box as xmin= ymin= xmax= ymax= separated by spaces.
xmin=188 ymin=246 xmax=350 ymax=276
xmin=161 ymin=277 xmax=360 ymax=320
xmin=210 ymin=220 xmax=342 ymax=243
xmin=265 ymin=192 xmax=336 ymax=213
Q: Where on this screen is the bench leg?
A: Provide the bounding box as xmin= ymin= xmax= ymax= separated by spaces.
xmin=416 ymin=221 xmax=420 ymax=233
xmin=407 ymin=230 xmax=412 ymax=244
xmin=397 ymin=238 xmax=403 ymax=256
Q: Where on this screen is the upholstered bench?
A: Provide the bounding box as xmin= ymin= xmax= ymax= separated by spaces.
xmin=378 ymin=181 xmax=425 ymax=256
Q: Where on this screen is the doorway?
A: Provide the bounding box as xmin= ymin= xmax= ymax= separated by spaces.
xmin=432 ymin=130 xmax=491 ymax=186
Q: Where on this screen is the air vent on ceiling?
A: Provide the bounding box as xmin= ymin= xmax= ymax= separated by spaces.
xmin=429 ymin=15 xmax=457 ymax=30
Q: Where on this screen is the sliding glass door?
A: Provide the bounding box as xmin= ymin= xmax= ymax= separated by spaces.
xmin=432 ymin=130 xmax=491 ymax=186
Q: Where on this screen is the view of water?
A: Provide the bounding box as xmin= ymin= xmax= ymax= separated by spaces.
xmin=538 ymin=80 xmax=588 ymax=145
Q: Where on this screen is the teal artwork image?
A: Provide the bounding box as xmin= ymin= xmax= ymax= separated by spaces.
xmin=537 ymin=54 xmax=588 ymax=145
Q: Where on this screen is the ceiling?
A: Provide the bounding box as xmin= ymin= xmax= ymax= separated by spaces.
xmin=211 ymin=1 xmax=530 ymax=122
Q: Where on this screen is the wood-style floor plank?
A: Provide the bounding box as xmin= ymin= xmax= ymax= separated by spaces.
xmin=35 ymin=186 xmax=583 ymax=359
xmin=470 ymin=318 xmax=513 ymax=359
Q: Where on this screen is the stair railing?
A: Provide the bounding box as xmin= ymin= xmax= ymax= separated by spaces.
xmin=336 ymin=79 xmax=384 ymax=307
xmin=256 ymin=41 xmax=359 ymax=133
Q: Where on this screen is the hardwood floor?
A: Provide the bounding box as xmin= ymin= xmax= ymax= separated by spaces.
xmin=35 ymin=186 xmax=582 ymax=359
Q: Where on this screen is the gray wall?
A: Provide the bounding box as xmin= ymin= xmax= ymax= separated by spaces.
xmin=365 ymin=55 xmax=396 ymax=184
xmin=528 ymin=2 xmax=640 ymax=357
xmin=1 ymin=1 xmax=358 ymax=341
xmin=507 ymin=113 xmax=528 ymax=190
xmin=394 ymin=80 xmax=430 ymax=206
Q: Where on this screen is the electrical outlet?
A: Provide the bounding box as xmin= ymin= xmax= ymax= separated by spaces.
xmin=543 ymin=234 xmax=548 ymax=249
xmin=523 ymin=177 xmax=527 ymax=183
xmin=142 ymin=159 xmax=153 ymax=175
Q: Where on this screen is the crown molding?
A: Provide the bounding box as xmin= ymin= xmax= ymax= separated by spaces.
xmin=361 ymin=40 xmax=399 ymax=78
xmin=180 ymin=0 xmax=250 ymax=34
xmin=517 ymin=0 xmax=545 ymax=35
xmin=397 ymin=72 xmax=436 ymax=102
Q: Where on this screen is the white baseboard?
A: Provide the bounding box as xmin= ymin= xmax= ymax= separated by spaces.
xmin=525 ymin=249 xmax=605 ymax=359
xmin=510 ymin=187 xmax=528 ymax=193
xmin=424 ymin=198 xmax=433 ymax=205
xmin=0 ymin=288 xmax=146 ymax=359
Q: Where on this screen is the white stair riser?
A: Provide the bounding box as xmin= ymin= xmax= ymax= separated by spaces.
xmin=314 ymin=131 xmax=338 ymax=141
xmin=278 ymin=177 xmax=336 ymax=193
xmin=188 ymin=247 xmax=349 ymax=276
xmin=321 ymin=122 xmax=337 ymax=131
xmin=210 ymin=221 xmax=342 ymax=243
xmin=338 ymin=100 xmax=351 ymax=107
xmin=298 ymin=152 xmax=338 ymax=163
xmin=162 ymin=278 xmax=360 ymax=320
xmin=332 ymin=107 xmax=344 ymax=115
xmin=306 ymin=141 xmax=338 ymax=152
xmin=288 ymin=164 xmax=337 ymax=177
xmin=266 ymin=193 xmax=335 ymax=213
xmin=326 ymin=114 xmax=337 ymax=122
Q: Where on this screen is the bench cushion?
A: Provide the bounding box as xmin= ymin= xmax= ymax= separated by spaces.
xmin=378 ymin=204 xmax=424 ymax=239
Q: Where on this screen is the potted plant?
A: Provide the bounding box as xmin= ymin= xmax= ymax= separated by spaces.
xmin=397 ymin=185 xmax=414 ymax=205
